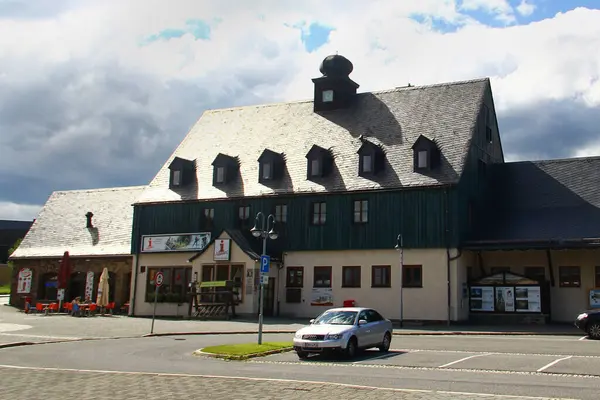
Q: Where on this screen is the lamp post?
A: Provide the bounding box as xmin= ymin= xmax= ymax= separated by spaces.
xmin=250 ymin=212 xmax=278 ymax=345
xmin=395 ymin=234 xmax=404 ymax=328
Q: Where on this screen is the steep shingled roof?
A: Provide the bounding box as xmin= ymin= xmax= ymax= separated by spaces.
xmin=468 ymin=157 xmax=600 ymax=246
xmin=10 ymin=186 xmax=146 ymax=259
xmin=136 ymin=78 xmax=489 ymax=204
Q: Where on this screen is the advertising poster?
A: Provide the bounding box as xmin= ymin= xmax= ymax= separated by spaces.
xmin=590 ymin=289 xmax=600 ymax=309
xmin=16 ymin=268 xmax=33 ymax=294
xmin=213 ymin=239 xmax=231 ymax=261
xmin=84 ymin=271 xmax=95 ymax=301
xmin=495 ymin=287 xmax=515 ymax=312
xmin=310 ymin=288 xmax=333 ymax=306
xmin=141 ymin=232 xmax=211 ymax=253
xmin=469 ymin=286 xmax=495 ymax=311
xmin=515 ymin=286 xmax=542 ymax=312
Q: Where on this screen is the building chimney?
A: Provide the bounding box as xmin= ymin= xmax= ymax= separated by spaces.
xmin=85 ymin=212 xmax=94 ymax=228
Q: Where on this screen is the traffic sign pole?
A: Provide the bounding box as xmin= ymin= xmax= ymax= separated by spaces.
xmin=258 ymin=254 xmax=270 ymax=345
xmin=151 ymin=272 xmax=164 ymax=334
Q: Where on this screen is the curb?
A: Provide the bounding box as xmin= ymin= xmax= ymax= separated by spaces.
xmin=193 ymin=346 xmax=293 ymax=361
xmin=144 ymin=330 xmax=582 ymax=337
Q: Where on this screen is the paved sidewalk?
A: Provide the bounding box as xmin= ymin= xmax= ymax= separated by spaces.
xmin=0 ymin=367 xmax=554 ymax=400
xmin=0 ymin=300 xmax=582 ymax=343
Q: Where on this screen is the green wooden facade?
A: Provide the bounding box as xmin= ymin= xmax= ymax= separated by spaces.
xmin=132 ymin=185 xmax=460 ymax=254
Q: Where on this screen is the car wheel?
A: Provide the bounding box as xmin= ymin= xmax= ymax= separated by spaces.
xmin=589 ymin=323 xmax=600 ymax=339
xmin=379 ymin=332 xmax=391 ymax=352
xmin=345 ymin=337 xmax=357 ymax=359
xmin=296 ymin=350 xmax=309 ymax=359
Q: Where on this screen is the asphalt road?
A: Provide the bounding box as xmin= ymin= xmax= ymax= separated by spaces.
xmin=1 ymin=333 xmax=599 ymax=399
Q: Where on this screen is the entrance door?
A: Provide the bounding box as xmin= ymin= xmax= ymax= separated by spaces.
xmin=260 ymin=278 xmax=276 ymax=317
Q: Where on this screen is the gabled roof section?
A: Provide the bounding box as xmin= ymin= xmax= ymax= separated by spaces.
xmin=136 ymin=78 xmax=489 ymax=204
xmin=10 ymin=186 xmax=146 ymax=259
xmin=411 ymin=134 xmax=436 ymax=149
xmin=188 ymin=229 xmax=263 ymax=262
xmin=169 ymin=156 xmax=194 ymax=170
xmin=306 ymin=144 xmax=330 ymax=158
xmin=212 ymin=153 xmax=237 ymax=166
xmin=258 ymin=149 xmax=284 ymax=163
xmin=468 ymin=157 xmax=600 ymax=247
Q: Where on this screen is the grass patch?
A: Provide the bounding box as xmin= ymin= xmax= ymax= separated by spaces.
xmin=0 ymin=285 xmax=10 ymax=295
xmin=200 ymin=342 xmax=293 ymax=360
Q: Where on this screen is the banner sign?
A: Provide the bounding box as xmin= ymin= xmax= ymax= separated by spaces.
xmin=141 ymin=232 xmax=211 ymax=253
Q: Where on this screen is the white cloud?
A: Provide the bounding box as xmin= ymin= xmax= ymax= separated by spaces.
xmin=1 ymin=1 xmax=600 ymax=211
xmin=0 ymin=202 xmax=40 ymax=221
xmin=516 ymin=0 xmax=536 ymax=17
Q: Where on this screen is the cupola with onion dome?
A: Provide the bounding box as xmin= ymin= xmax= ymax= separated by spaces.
xmin=311 ymin=54 xmax=360 ymax=112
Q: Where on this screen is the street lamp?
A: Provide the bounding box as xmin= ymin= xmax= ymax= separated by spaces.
xmin=394 ymin=234 xmax=404 ymax=328
xmin=250 ymin=212 xmax=278 ymax=345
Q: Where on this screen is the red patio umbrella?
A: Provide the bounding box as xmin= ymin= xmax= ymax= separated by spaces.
xmin=58 ymin=251 xmax=71 ymax=289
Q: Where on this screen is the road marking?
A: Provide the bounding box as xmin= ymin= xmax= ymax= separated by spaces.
xmin=0 ymin=364 xmax=578 ymax=399
xmin=0 ymin=333 xmax=81 ymax=340
xmin=438 ymin=353 xmax=492 ymax=368
xmin=579 ymin=336 xmax=588 ymax=341
xmin=389 ymin=348 xmax=600 ymax=359
xmin=537 ymin=356 xmax=573 ymax=372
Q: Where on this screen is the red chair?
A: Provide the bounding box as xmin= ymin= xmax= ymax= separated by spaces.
xmin=35 ymin=303 xmax=45 ymax=313
xmin=105 ymin=302 xmax=115 ymax=315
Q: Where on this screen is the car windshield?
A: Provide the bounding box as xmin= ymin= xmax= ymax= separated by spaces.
xmin=313 ymin=310 xmax=357 ymax=325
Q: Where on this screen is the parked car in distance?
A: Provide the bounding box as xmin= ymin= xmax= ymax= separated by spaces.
xmin=292 ymin=307 xmax=393 ymax=359
xmin=575 ymin=309 xmax=600 ymax=339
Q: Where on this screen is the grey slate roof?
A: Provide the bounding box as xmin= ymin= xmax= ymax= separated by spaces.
xmin=136 ymin=78 xmax=489 ymax=204
xmin=468 ymin=157 xmax=600 ymax=246
xmin=10 ymin=186 xmax=146 ymax=259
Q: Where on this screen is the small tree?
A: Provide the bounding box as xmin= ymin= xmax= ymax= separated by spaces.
xmin=6 ymin=238 xmax=22 ymax=270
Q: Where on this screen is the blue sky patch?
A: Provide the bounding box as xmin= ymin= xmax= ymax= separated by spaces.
xmin=301 ymin=22 xmax=334 ymax=52
xmin=142 ymin=19 xmax=213 ymax=45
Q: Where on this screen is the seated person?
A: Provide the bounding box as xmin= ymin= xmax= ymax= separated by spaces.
xmin=71 ymin=296 xmax=81 ymax=317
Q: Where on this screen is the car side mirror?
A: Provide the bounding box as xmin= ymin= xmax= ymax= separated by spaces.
xmin=358 ymin=319 xmax=367 ymax=326
xmin=309 ymin=319 xmax=315 ymax=324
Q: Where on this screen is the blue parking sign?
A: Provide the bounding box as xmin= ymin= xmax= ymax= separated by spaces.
xmin=260 ymin=255 xmax=270 ymax=273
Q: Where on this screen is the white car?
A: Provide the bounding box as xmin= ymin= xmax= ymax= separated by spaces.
xmin=292 ymin=307 xmax=393 ymax=359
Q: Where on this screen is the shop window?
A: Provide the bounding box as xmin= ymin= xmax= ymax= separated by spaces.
xmin=200 ymin=264 xmax=245 ymax=302
xmin=372 ymin=265 xmax=391 ymax=288
xmin=313 ymin=266 xmax=332 ymax=288
xmin=403 ymin=265 xmax=423 ymax=288
xmin=524 ymin=267 xmax=545 ymax=283
xmin=286 ymin=267 xmax=304 ymax=288
xmin=342 ymin=266 xmax=361 ymax=288
xmin=559 ymin=266 xmax=580 ymax=288
xmin=146 ymin=266 xmax=192 ymax=303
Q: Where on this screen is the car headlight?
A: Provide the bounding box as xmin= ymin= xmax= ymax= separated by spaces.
xmin=577 ymin=313 xmax=588 ymax=320
xmin=294 ymin=332 xmax=303 ymax=339
xmin=326 ymin=333 xmax=344 ymax=340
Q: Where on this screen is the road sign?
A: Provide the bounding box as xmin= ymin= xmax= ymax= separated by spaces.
xmin=155 ymin=272 xmax=164 ymax=287
xmin=260 ymin=255 xmax=271 ymax=273
xmin=261 ymin=274 xmax=269 ymax=285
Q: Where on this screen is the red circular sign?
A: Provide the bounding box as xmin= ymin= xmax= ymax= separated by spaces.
xmin=155 ymin=272 xmax=164 ymax=287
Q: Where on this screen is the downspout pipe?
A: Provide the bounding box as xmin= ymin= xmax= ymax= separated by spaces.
xmin=129 ymin=206 xmax=141 ymax=317
xmin=445 ymin=187 xmax=463 ymax=326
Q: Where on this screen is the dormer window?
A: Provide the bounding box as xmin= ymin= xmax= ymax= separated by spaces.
xmin=168 ymin=156 xmax=195 ymax=189
xmin=211 ymin=153 xmax=239 ymax=186
xmin=357 ymin=140 xmax=385 ymax=177
xmin=258 ymin=149 xmax=285 ymax=184
xmin=322 ymin=90 xmax=334 ymax=103
xmin=306 ymin=145 xmax=334 ymax=180
xmin=412 ymin=135 xmax=440 ymax=172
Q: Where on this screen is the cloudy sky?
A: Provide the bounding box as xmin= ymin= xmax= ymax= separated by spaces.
xmin=1 ymin=0 xmax=599 ymax=221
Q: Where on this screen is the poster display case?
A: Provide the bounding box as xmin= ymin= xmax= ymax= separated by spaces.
xmin=469 ymin=272 xmax=543 ymax=314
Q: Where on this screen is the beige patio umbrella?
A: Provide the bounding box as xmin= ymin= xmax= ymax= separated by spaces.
xmin=96 ymin=267 xmax=110 ymax=311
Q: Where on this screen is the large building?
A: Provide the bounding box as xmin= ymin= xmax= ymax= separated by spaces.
xmin=9 ymin=186 xmax=144 ymax=309
xmin=129 ymin=54 xmax=504 ymax=322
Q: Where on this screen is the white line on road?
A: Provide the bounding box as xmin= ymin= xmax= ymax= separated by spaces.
xmin=0 ymin=364 xmax=578 ymax=400
xmin=352 ymin=349 xmax=419 ymax=364
xmin=537 ymin=356 xmax=573 ymax=372
xmin=439 ymin=353 xmax=492 ymax=368
xmin=579 ymin=336 xmax=588 ymax=341
xmin=0 ymin=333 xmax=82 ymax=340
